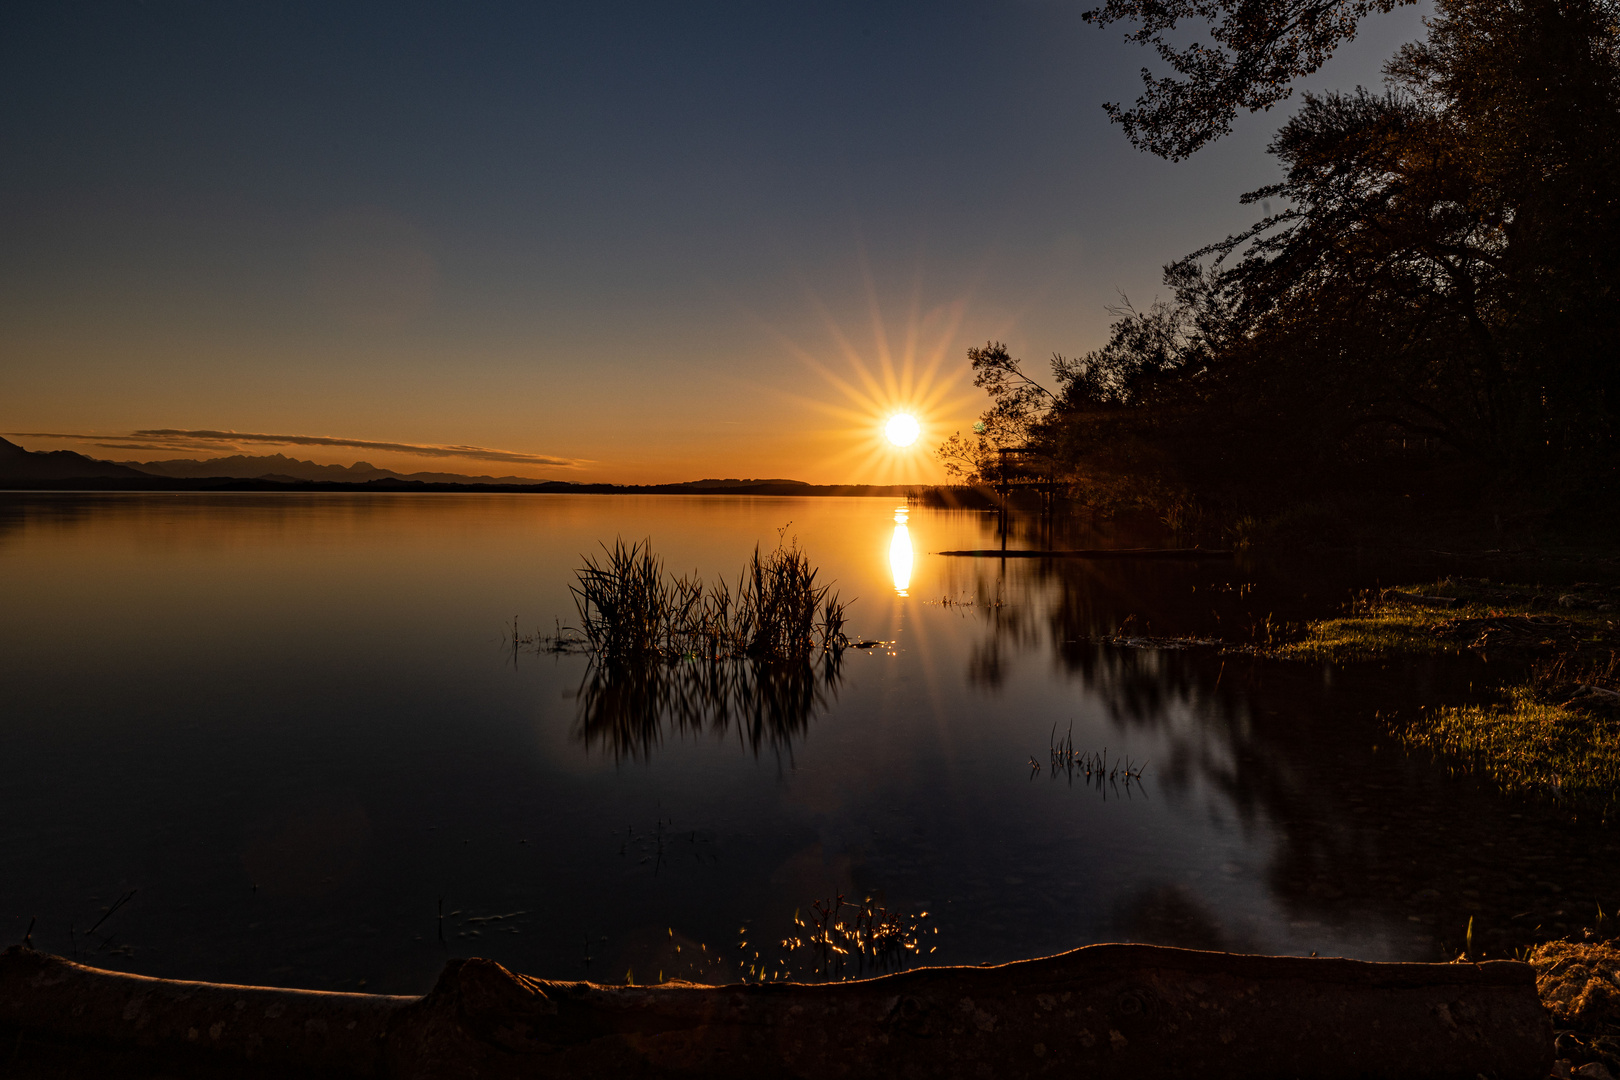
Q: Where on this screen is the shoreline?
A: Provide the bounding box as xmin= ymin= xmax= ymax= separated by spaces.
xmin=0 ymin=477 xmax=931 ymax=497
xmin=0 ymin=943 xmax=1553 ymax=1079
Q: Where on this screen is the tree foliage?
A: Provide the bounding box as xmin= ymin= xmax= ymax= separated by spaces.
xmin=1083 ymin=0 xmax=1415 ymax=158
xmin=935 ymin=342 xmax=1059 ymax=482
xmin=950 ymin=0 xmax=1620 ymax=514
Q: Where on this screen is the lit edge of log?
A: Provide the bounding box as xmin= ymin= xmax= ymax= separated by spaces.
xmin=0 ymin=943 xmax=1551 ymax=1079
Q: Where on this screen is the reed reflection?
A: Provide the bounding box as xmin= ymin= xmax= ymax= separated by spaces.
xmin=550 ymin=537 xmax=854 ymax=763
xmin=889 ymin=504 xmax=913 ymax=596
xmin=946 ymin=535 xmax=1620 ymax=961
xmin=571 ymin=651 xmax=845 ymax=763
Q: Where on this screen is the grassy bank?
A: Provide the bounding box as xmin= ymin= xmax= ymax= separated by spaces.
xmin=1408 ymin=688 xmax=1620 ymax=820
xmin=1273 ymin=579 xmax=1618 ymax=663
xmin=1272 ymin=579 xmax=1620 ymax=819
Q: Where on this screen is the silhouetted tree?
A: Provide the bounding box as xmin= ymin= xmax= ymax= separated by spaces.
xmin=1192 ymin=0 xmax=1620 ymax=483
xmin=954 ymin=0 xmax=1620 ymax=515
xmin=1083 ymin=0 xmax=1419 ymax=158
xmin=935 ymin=342 xmax=1060 ymax=483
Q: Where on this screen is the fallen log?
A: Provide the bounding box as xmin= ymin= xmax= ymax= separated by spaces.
xmin=935 ymin=548 xmax=1235 ymax=559
xmin=0 ymin=943 xmax=1552 ymax=1079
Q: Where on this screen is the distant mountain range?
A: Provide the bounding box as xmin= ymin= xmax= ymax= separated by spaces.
xmin=118 ymin=452 xmax=555 ymax=485
xmin=0 ymin=438 xmax=830 ymax=492
xmin=0 ymin=436 xmax=151 ymax=481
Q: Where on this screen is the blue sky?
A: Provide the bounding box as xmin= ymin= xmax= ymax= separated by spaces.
xmin=0 ymin=0 xmax=1429 ymax=482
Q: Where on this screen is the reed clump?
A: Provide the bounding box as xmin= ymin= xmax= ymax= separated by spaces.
xmin=1028 ymin=722 xmax=1148 ymax=795
xmin=734 ymin=895 xmax=935 ymax=983
xmin=569 ymin=538 xmax=849 ymax=663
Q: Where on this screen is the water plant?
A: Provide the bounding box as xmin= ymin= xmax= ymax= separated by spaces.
xmin=1033 ymin=721 xmax=1148 ymax=794
xmin=737 ymin=894 xmax=935 ymax=983
xmin=533 ymin=538 xmax=854 ymax=761
xmin=568 ymin=538 xmax=850 ymax=662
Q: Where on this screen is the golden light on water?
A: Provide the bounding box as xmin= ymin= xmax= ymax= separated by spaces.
xmin=889 ymin=503 xmax=913 ymax=595
xmin=884 ymin=413 xmax=920 ymax=447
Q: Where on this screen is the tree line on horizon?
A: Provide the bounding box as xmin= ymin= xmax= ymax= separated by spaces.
xmin=942 ymin=0 xmax=1620 ymax=533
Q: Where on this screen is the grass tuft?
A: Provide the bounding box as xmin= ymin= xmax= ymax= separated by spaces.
xmin=1268 ymin=578 xmax=1620 ymax=818
xmin=763 ymin=895 xmax=935 ymax=983
xmin=1272 ymin=579 xmax=1617 ymax=662
xmin=1402 ymin=685 xmax=1620 ymax=821
xmin=569 ymin=538 xmax=849 ymax=663
xmin=540 ymin=537 xmax=854 ymax=761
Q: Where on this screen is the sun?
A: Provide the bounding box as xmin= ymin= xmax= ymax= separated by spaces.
xmin=749 ymin=259 xmax=987 ymax=483
xmin=884 ymin=413 xmax=921 ymax=447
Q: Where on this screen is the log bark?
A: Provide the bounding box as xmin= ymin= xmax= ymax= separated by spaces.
xmin=0 ymin=943 xmax=1552 ymax=1079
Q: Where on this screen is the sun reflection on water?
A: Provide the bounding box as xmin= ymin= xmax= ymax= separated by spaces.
xmin=889 ymin=504 xmax=913 ymax=595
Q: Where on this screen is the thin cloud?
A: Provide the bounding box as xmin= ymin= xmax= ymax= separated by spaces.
xmin=9 ymin=429 xmax=585 ymax=469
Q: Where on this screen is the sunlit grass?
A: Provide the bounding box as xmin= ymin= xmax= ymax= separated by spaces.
xmin=1273 ymin=602 xmax=1481 ymax=662
xmin=1266 ymin=578 xmax=1620 ymax=819
xmin=1404 ymin=689 xmax=1620 ymax=820
xmin=1271 ymin=580 xmax=1617 ymax=663
xmin=738 ymin=895 xmax=936 ymax=984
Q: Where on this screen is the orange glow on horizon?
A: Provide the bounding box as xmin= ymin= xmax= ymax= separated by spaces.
xmin=761 ymin=277 xmax=982 ymax=485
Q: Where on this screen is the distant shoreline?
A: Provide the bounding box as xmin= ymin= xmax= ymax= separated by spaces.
xmin=0 ymin=477 xmax=930 ymax=497
xmin=0 ymin=437 xmax=997 ymax=503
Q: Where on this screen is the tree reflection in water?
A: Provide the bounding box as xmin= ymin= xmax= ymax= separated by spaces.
xmin=571 ymin=649 xmax=845 ymax=763
xmin=958 ymin=543 xmax=1620 ymax=960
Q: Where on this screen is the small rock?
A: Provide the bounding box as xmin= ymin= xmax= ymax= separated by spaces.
xmin=1573 ymin=1063 xmax=1613 ymax=1080
xmin=1556 ymin=1034 xmax=1586 ymax=1057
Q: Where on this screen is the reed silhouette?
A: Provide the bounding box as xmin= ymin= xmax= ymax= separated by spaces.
xmin=570 ymin=538 xmax=848 ymax=662
xmin=546 ymin=537 xmax=853 ymax=762
xmin=735 ymin=894 xmax=935 ymax=984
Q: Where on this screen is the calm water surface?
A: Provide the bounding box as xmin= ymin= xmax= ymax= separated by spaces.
xmin=2 ymin=493 xmax=1615 ymax=993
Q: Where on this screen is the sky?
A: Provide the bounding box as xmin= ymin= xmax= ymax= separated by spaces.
xmin=0 ymin=0 xmax=1429 ymax=484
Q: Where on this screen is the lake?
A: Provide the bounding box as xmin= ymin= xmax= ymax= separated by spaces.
xmin=1 ymin=493 xmax=1614 ymax=994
